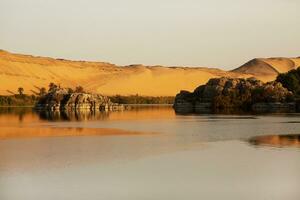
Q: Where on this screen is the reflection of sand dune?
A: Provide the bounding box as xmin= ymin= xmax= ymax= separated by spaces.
xmin=0 ymin=127 xmax=147 ymax=140
xmin=249 ymin=134 xmax=300 ymax=148
xmin=0 ymin=106 xmax=175 ymax=123
xmin=0 ymin=107 xmax=175 ymax=139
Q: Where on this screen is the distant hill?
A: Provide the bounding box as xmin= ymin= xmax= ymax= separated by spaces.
xmin=0 ymin=50 xmax=298 ymax=96
xmin=232 ymin=57 xmax=300 ymax=81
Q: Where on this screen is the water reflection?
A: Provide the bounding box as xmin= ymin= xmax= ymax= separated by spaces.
xmin=282 ymin=121 xmax=300 ymax=124
xmin=35 ymin=106 xmax=175 ymax=121
xmin=0 ymin=106 xmax=174 ymax=122
xmin=1 ymin=106 xmax=300 ymax=147
xmin=249 ymin=134 xmax=300 ymax=148
xmin=0 ymin=106 xmax=173 ymax=139
xmin=1 ymin=107 xmax=300 ymax=200
xmin=37 ymin=110 xmax=110 ymax=121
xmin=0 ymin=107 xmax=32 ymax=122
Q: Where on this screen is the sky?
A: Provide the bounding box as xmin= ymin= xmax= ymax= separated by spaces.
xmin=0 ymin=0 xmax=300 ymax=70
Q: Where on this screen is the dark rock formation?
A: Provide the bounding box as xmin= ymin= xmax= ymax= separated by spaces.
xmin=172 ymin=90 xmax=195 ymax=113
xmin=173 ymin=77 xmax=294 ymax=113
xmin=35 ymin=88 xmax=124 ymax=111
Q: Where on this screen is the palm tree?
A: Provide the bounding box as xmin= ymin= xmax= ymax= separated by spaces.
xmin=48 ymin=82 xmax=57 ymax=92
xmin=39 ymin=87 xmax=47 ymax=96
xmin=75 ymin=86 xmax=84 ymax=93
xmin=18 ymin=87 xmax=24 ymax=96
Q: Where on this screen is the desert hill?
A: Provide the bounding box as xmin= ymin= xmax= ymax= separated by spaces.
xmin=0 ymin=50 xmax=298 ymax=96
xmin=232 ymin=57 xmax=300 ymax=81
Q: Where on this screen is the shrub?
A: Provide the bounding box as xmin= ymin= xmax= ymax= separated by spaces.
xmin=276 ymin=67 xmax=300 ymax=97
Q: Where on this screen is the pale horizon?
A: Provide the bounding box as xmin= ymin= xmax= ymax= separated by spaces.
xmin=1 ymin=0 xmax=300 ymax=70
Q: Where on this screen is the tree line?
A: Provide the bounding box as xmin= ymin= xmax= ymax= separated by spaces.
xmin=109 ymin=95 xmax=174 ymax=104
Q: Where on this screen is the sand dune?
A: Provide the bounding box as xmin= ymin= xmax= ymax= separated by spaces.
xmin=233 ymin=57 xmax=300 ymax=81
xmin=0 ymin=50 xmax=298 ymax=96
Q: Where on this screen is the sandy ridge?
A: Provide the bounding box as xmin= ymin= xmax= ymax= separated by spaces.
xmin=0 ymin=50 xmax=299 ymax=96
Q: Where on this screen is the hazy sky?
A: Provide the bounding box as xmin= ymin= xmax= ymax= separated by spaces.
xmin=1 ymin=0 xmax=300 ymax=70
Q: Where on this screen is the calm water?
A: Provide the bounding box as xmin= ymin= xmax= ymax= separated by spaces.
xmin=0 ymin=106 xmax=300 ymax=200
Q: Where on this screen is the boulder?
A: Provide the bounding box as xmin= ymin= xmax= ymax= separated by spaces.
xmin=173 ymin=90 xmax=194 ymax=113
xmin=35 ymin=88 xmax=124 ymax=111
xmin=173 ymin=77 xmax=294 ymax=113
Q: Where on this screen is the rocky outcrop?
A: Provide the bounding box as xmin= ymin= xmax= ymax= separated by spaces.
xmin=173 ymin=77 xmax=294 ymax=113
xmin=35 ymin=88 xmax=124 ymax=111
xmin=171 ymin=90 xmax=195 ymax=113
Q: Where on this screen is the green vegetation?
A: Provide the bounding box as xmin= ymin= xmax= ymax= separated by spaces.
xmin=276 ymin=67 xmax=300 ymax=97
xmin=212 ymin=88 xmax=253 ymax=110
xmin=212 ymin=83 xmax=294 ymax=110
xmin=109 ymin=95 xmax=174 ymax=104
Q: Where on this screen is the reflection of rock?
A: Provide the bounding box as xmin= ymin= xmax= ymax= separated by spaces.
xmin=249 ymin=134 xmax=300 ymax=148
xmin=36 ymin=88 xmax=124 ymax=111
xmin=174 ymin=77 xmax=294 ymax=113
xmin=37 ymin=110 xmax=110 ymax=121
xmin=0 ymin=107 xmax=31 ymax=122
xmin=252 ymin=102 xmax=296 ymax=113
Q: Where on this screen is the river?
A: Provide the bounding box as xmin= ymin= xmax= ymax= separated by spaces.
xmin=0 ymin=106 xmax=299 ymax=200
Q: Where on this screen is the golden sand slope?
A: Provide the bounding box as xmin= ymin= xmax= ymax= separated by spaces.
xmin=233 ymin=57 xmax=300 ymax=81
xmin=0 ymin=50 xmax=298 ymax=96
xmin=0 ymin=50 xmax=249 ymax=96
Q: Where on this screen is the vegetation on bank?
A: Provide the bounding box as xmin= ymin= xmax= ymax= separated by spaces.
xmin=0 ymin=95 xmax=37 ymax=107
xmin=0 ymin=83 xmax=174 ymax=106
xmin=109 ymin=95 xmax=174 ymax=104
xmin=276 ymin=67 xmax=300 ymax=98
xmin=0 ymin=86 xmax=38 ymax=106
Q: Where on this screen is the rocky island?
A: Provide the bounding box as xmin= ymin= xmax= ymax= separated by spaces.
xmin=173 ymin=77 xmax=296 ymax=113
xmin=35 ymin=87 xmax=124 ymax=111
